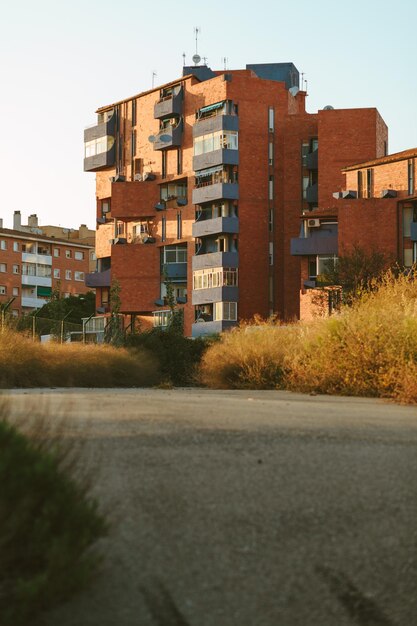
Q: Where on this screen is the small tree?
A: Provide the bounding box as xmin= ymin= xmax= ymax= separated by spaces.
xmin=105 ymin=279 xmax=124 ymax=345
xmin=164 ymin=276 xmax=183 ymax=335
xmin=322 ymin=245 xmax=390 ymax=305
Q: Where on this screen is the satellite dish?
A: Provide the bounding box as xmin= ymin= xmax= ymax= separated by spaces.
xmin=134 ymin=173 xmax=142 ymax=182
xmin=142 ymin=172 xmax=149 ymax=181
xmin=158 ymin=134 xmax=171 ymax=143
xmin=289 ymin=86 xmax=299 ymax=97
xmin=148 ymin=135 xmax=156 ymax=143
xmin=192 ymin=53 xmax=201 ymax=65
xmin=323 ymin=105 xmax=334 ymax=110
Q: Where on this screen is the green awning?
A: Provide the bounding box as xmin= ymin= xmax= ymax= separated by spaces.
xmin=199 ymin=101 xmax=225 ymax=115
xmin=37 ymin=286 xmax=52 ymax=297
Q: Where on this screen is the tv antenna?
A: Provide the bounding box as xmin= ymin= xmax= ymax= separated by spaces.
xmin=152 ymin=71 xmax=157 ymax=88
xmin=192 ymin=26 xmax=201 ymax=65
xmin=182 ymin=52 xmax=186 ymax=66
xmin=222 ymin=57 xmax=228 ymax=70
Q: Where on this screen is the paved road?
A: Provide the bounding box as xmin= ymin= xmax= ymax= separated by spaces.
xmin=5 ymin=388 xmax=417 ymax=626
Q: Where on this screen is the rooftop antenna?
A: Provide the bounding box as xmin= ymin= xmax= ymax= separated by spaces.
xmin=305 ymin=79 xmax=308 ymax=94
xmin=222 ymin=57 xmax=228 ymax=70
xmin=202 ymin=56 xmax=208 ymax=66
xmin=182 ymin=52 xmax=186 ymax=67
xmin=301 ymin=72 xmax=304 ymax=91
xmin=152 ymin=71 xmax=157 ymax=88
xmin=192 ymin=26 xmax=201 ymax=65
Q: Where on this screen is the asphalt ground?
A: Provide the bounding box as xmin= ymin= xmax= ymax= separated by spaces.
xmin=5 ymin=388 xmax=417 ymax=626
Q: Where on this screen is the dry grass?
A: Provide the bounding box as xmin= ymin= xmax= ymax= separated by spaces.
xmin=200 ymin=272 xmax=417 ymax=403
xmin=0 ymin=331 xmax=160 ymax=388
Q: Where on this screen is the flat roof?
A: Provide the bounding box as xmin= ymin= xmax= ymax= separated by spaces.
xmin=343 ymin=147 xmax=417 ymax=172
xmin=0 ymin=228 xmax=93 ymax=248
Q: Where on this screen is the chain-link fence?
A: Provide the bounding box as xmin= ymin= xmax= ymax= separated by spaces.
xmin=1 ymin=312 xmax=82 ymax=343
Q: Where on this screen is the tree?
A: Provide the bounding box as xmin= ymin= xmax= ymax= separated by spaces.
xmin=105 ymin=279 xmax=124 ymax=345
xmin=164 ymin=276 xmax=184 ymax=335
xmin=321 ymin=245 xmax=391 ymax=305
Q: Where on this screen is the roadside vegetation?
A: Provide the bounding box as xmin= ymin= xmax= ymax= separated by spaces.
xmin=200 ymin=270 xmax=417 ymax=404
xmin=0 ymin=399 xmax=107 ymax=625
xmin=0 ymin=329 xmax=159 ymax=388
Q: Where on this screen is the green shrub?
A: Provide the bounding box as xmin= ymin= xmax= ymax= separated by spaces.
xmin=0 ymin=411 xmax=107 ymax=625
xmin=126 ymin=328 xmax=209 ymax=386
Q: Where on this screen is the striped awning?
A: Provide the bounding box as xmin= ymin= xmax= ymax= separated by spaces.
xmin=199 ymin=101 xmax=225 ymax=115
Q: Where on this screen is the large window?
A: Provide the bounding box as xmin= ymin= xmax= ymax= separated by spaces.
xmin=160 ymin=181 xmax=187 ymax=201
xmin=193 ymin=267 xmax=238 ymax=290
xmin=194 ymin=131 xmax=238 ymax=156
xmin=308 ymin=254 xmax=338 ymax=280
xmin=214 ymin=301 xmax=237 ymax=322
xmin=153 ymin=310 xmax=171 ymax=328
xmin=162 ymin=245 xmax=187 ymax=264
xmin=84 ymin=136 xmax=114 ymax=158
xmin=408 ymin=160 xmax=415 ymax=196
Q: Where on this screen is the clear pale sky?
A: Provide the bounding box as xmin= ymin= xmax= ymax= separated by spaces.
xmin=1 ymin=0 xmax=416 ymax=230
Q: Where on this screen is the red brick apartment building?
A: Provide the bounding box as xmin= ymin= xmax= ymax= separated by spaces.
xmin=0 ymin=215 xmax=94 ymax=317
xmin=84 ymin=61 xmax=390 ymax=336
xmin=291 ymin=147 xmax=417 ymax=319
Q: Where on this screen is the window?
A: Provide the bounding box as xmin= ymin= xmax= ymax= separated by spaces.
xmin=301 ymin=143 xmax=309 ymax=167
xmin=268 ymin=142 xmax=274 ymax=166
xmin=90 ymin=251 xmax=96 ymax=261
xmin=102 ymin=200 xmax=111 ymax=216
xmin=408 ymin=160 xmax=415 ymax=196
xmin=302 ymin=176 xmax=309 ymax=200
xmin=161 ymin=217 xmax=166 ymax=242
xmin=75 ymin=251 xmax=84 ymax=261
xmin=366 ymin=169 xmax=373 ymax=198
xmin=13 ymin=287 xmax=19 ymax=296
xmin=269 ymin=242 xmax=274 ymax=266
xmin=214 ymin=301 xmax=237 ymax=321
xmin=193 ymin=267 xmax=238 ymax=290
xmin=268 ymin=107 xmax=274 ymax=132
xmin=269 ymin=208 xmax=274 ymax=232
xmin=84 ymin=136 xmax=114 ymax=158
xmin=0 ymin=240 xmax=6 ymax=250
xmin=13 ymin=264 xmax=19 ymax=274
xmin=132 ymin=99 xmax=137 ymax=126
xmin=153 ymin=310 xmax=171 ymax=328
xmin=65 ymin=270 xmax=72 ymax=280
xmin=177 ymin=212 xmax=182 ymax=240
xmin=74 ymin=271 xmax=85 ymax=281
xmin=160 ymin=181 xmax=187 ymax=202
xmin=194 ymin=131 xmax=238 ymax=156
xmin=101 ymin=288 xmax=109 ymax=305
xmin=357 ymin=171 xmax=363 ymax=198
xmin=21 ymin=262 xmax=35 ymax=276
xmin=13 ymin=242 xmax=19 ymax=252
xmin=65 ymin=250 xmax=72 ymax=259
xmin=0 ymin=285 xmax=6 ymax=295
xmin=131 ymin=129 xmax=136 ymax=159
xmin=0 ymin=263 xmax=6 ymax=272
xmin=54 ymin=248 xmax=60 ymax=257
xmin=177 ymin=149 xmax=182 ymax=175
xmin=162 ymin=151 xmax=167 ymax=178
xmin=162 ymin=245 xmax=187 ymax=264
xmin=269 ymin=176 xmax=274 ymax=200
xmin=54 ymin=268 xmax=61 ymax=279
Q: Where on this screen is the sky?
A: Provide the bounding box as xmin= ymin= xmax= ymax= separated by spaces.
xmin=0 ymin=0 xmax=416 ymax=230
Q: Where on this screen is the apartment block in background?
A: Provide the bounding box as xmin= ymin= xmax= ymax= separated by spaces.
xmin=291 ymin=147 xmax=417 ymax=319
xmin=84 ymin=61 xmax=387 ymax=336
xmin=0 ymin=219 xmax=94 ymax=317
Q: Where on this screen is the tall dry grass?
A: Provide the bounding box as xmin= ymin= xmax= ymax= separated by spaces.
xmin=200 ymin=272 xmax=417 ymax=403
xmin=0 ymin=330 xmax=160 ymax=388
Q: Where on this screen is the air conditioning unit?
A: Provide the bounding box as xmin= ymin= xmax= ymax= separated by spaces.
xmin=134 ymin=173 xmax=142 ymax=182
xmin=307 ymin=218 xmax=320 ymax=228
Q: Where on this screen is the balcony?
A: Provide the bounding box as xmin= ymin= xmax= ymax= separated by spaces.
xmin=192 ymin=320 xmax=237 ymax=337
xmin=192 ymin=182 xmax=239 ymax=205
xmin=193 ymin=114 xmax=239 ymax=138
xmin=410 ymin=222 xmax=417 ymax=241
xmin=21 ymin=275 xmax=52 ymax=287
xmin=192 ymin=286 xmax=238 ymax=306
xmin=84 ymin=144 xmax=116 ymax=172
xmin=153 ymin=120 xmax=183 ymax=150
xmin=84 ymin=110 xmax=116 ymax=142
xmin=193 ymin=149 xmax=239 ymax=172
xmin=21 ymin=297 xmax=49 ymax=309
xmin=192 ymin=216 xmax=239 ymax=238
xmin=305 ymin=183 xmax=318 ymax=204
xmin=85 ymin=268 xmax=111 ymax=288
xmin=291 ymin=233 xmax=338 ymax=256
xmin=192 ymin=251 xmax=239 ymax=271
xmin=162 ymin=263 xmax=187 ymax=281
xmin=305 ymin=149 xmax=318 ymax=170
xmin=154 ymin=87 xmax=183 ymax=120
xmin=22 ymin=252 xmax=52 ymax=265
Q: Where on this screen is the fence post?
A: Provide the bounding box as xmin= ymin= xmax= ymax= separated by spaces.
xmin=0 ymin=298 xmax=15 ymax=332
xmin=60 ymin=309 xmax=73 ymax=344
xmin=32 ymin=309 xmax=40 ymax=341
xmin=82 ymin=313 xmax=94 ymax=344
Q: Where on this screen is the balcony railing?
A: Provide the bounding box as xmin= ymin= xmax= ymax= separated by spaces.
xmin=154 ymin=87 xmax=183 ymax=120
xmin=153 ymin=119 xmax=183 ymax=150
xmin=291 ymin=234 xmax=338 ymax=256
xmin=192 ymin=251 xmax=239 ymax=271
xmin=191 ymin=319 xmax=237 ymax=337
xmin=192 ymin=182 xmax=239 ymax=205
xmin=193 ymin=148 xmax=239 ymax=172
xmin=192 ymin=216 xmax=239 ymax=238
xmin=193 ymin=114 xmax=239 ymax=138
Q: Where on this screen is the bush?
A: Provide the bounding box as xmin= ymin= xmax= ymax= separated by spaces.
xmin=126 ymin=328 xmax=209 ymax=386
xmin=200 ymin=271 xmax=417 ymax=403
xmin=0 ymin=404 xmax=107 ymax=625
xmin=0 ymin=330 xmax=160 ymax=388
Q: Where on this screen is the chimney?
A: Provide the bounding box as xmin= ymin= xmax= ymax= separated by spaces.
xmin=14 ymin=210 xmax=22 ymax=230
xmin=28 ymin=214 xmax=38 ymax=228
xmin=0 ymin=218 xmax=3 ymax=229
xmin=78 ymin=224 xmax=88 ymax=239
